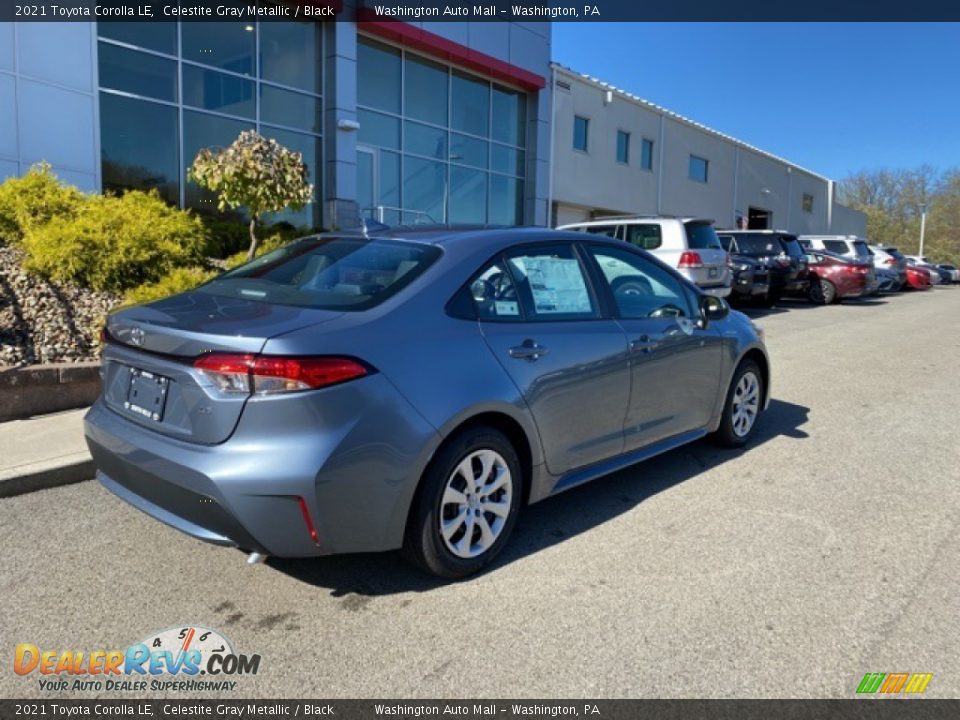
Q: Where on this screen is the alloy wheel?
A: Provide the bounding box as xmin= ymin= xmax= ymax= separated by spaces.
xmin=439 ymin=449 xmax=513 ymax=559
xmin=731 ymin=371 xmax=761 ymax=438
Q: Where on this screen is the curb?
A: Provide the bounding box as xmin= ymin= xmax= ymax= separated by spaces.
xmin=0 ymin=362 xmax=101 ymax=423
xmin=0 ymin=456 xmax=95 ymax=499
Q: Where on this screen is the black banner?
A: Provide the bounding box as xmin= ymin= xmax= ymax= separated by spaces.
xmin=4 ymin=0 xmax=960 ymax=22
xmin=2 ymin=700 xmax=960 ymax=720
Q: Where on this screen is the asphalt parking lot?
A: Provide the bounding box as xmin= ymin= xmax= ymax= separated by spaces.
xmin=2 ymin=287 xmax=959 ymax=699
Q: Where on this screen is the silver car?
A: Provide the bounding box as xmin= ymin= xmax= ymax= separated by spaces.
xmin=85 ymin=228 xmax=770 ymax=578
xmin=558 ymin=217 xmax=733 ymax=298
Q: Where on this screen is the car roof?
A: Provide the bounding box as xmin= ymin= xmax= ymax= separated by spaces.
xmin=361 ymin=225 xmax=593 ymax=249
xmin=560 ymin=216 xmax=712 ymax=225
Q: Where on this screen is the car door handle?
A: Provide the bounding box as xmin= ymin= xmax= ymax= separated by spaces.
xmin=509 ymin=340 xmax=549 ymax=361
xmin=630 ymin=335 xmax=661 ymax=353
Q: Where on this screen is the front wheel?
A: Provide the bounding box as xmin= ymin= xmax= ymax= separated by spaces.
xmin=403 ymin=427 xmax=522 ymax=579
xmin=713 ymin=360 xmax=764 ymax=447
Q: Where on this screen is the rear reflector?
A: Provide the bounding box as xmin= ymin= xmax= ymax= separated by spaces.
xmin=194 ymin=353 xmax=368 ymax=395
xmin=677 ymin=251 xmax=703 ymax=269
xmin=298 ymin=496 xmax=320 ymax=545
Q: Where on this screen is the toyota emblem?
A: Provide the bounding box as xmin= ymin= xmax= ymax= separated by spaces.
xmin=129 ymin=327 xmax=145 ymax=347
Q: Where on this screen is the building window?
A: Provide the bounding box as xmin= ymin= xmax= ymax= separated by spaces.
xmin=641 ymin=138 xmax=654 ymax=171
xmin=689 ymin=155 xmax=709 ymax=183
xmin=97 ymin=20 xmax=324 ymax=228
xmin=356 ymin=36 xmax=527 ymax=226
xmin=616 ymin=130 xmax=629 ymax=164
xmin=802 ymin=193 xmax=814 ymax=213
xmin=573 ymin=115 xmax=589 ymax=152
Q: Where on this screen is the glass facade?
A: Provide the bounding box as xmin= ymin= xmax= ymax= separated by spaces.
xmin=97 ymin=20 xmax=323 ymax=228
xmin=356 ymin=36 xmax=527 ymax=226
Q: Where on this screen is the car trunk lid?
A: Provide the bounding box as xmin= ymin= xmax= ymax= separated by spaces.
xmin=102 ymin=291 xmax=343 ymax=444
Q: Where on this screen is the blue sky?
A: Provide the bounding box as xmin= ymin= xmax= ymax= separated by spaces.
xmin=552 ymin=23 xmax=960 ymax=180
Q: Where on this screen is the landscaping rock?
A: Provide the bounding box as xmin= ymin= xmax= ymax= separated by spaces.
xmin=0 ymin=245 xmax=120 ymax=367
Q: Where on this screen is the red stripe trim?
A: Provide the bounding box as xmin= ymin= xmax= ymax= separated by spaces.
xmin=356 ymin=11 xmax=546 ymax=92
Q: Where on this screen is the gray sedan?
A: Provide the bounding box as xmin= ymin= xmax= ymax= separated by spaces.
xmin=84 ymin=228 xmax=770 ymax=578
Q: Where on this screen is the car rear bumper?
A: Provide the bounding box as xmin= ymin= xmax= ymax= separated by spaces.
xmin=83 ymin=374 xmax=440 ymax=558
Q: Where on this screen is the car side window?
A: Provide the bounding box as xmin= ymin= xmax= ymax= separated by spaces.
xmin=585 ymin=244 xmax=694 ymax=319
xmin=468 ymin=261 xmax=523 ymax=321
xmin=581 ymin=224 xmax=620 ymax=239
xmin=503 ymin=245 xmax=599 ymax=321
xmin=823 ymin=240 xmax=849 ymax=254
xmin=623 ymin=224 xmax=662 ymax=251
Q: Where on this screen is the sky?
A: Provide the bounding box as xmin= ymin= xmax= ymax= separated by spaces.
xmin=551 ymin=23 xmax=960 ymax=180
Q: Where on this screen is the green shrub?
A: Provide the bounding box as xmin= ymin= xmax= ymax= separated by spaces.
xmin=123 ymin=266 xmax=218 ymax=306
xmin=22 ymin=190 xmax=207 ymax=292
xmin=0 ymin=162 xmax=84 ymax=244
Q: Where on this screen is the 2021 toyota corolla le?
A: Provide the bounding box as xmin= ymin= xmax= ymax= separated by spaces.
xmin=84 ymin=228 xmax=770 ymax=578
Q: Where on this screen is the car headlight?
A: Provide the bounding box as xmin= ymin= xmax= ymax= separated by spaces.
xmin=735 ymin=263 xmax=751 ymax=272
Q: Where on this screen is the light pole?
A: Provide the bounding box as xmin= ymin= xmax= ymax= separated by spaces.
xmin=919 ymin=202 xmax=927 ymax=257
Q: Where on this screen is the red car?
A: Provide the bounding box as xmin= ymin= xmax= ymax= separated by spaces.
xmin=905 ymin=264 xmax=932 ymax=290
xmin=805 ymin=251 xmax=871 ymax=304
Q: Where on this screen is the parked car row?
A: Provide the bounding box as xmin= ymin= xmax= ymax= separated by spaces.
xmin=558 ymin=218 xmax=958 ymax=305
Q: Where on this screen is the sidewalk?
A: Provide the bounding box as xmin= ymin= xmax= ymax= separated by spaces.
xmin=0 ymin=408 xmax=93 ymax=498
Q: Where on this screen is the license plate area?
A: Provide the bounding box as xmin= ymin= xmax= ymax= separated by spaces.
xmin=125 ymin=368 xmax=170 ymax=422
xmin=708 ymin=267 xmax=719 ymax=278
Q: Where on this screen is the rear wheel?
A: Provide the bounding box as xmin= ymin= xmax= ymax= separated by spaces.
xmin=810 ymin=279 xmax=836 ymax=305
xmin=403 ymin=427 xmax=522 ymax=579
xmin=713 ymin=360 xmax=764 ymax=447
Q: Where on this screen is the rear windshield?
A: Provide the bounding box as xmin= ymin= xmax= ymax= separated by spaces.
xmin=200 ymin=236 xmax=441 ymax=310
xmin=684 ymin=222 xmax=722 ymax=250
xmin=852 ymin=241 xmax=871 ymax=258
xmin=731 ymin=235 xmax=781 ymax=255
xmin=780 ymin=237 xmax=804 ymax=257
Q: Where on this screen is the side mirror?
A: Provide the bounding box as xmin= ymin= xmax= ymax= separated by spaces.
xmin=700 ymin=295 xmax=730 ymax=327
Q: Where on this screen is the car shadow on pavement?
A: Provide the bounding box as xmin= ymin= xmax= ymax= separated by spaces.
xmin=269 ymin=398 xmax=810 ymax=597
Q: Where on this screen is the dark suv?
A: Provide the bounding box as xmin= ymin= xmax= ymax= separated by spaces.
xmin=717 ymin=231 xmax=810 ymax=307
xmin=718 ymin=236 xmax=771 ymax=304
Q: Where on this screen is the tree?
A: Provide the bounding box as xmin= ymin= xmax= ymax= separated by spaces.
xmin=188 ymin=130 xmax=313 ymax=261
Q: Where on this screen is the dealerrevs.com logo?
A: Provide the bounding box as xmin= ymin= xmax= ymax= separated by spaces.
xmin=14 ymin=626 xmax=261 ymax=693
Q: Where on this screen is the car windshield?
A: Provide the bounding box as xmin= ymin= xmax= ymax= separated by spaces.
xmin=732 ymin=236 xmax=781 ymax=255
xmin=200 ymin=236 xmax=441 ymax=310
xmin=685 ymin=222 xmax=722 ymax=249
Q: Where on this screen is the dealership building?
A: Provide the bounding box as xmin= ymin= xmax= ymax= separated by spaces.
xmin=0 ymin=14 xmax=864 ymax=235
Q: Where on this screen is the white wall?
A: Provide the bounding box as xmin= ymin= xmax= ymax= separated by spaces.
xmin=550 ymin=67 xmax=860 ymax=235
xmin=831 ymin=202 xmax=868 ymax=237
xmin=0 ymin=22 xmax=99 ymax=191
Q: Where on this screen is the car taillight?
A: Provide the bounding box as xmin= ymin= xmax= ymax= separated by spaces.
xmin=775 ymin=253 xmax=791 ymax=268
xmin=678 ymin=251 xmax=703 ymax=268
xmin=194 ymin=353 xmax=368 ymax=395
xmin=884 ymin=258 xmax=896 ymax=265
xmin=854 ymin=265 xmax=869 ymax=274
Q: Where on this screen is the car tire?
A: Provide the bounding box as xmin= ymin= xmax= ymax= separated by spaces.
xmin=811 ymin=279 xmax=836 ymax=305
xmin=713 ymin=359 xmax=764 ymax=448
xmin=402 ymin=426 xmax=522 ymax=579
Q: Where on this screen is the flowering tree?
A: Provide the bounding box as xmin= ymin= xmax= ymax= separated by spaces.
xmin=189 ymin=130 xmax=313 ymax=261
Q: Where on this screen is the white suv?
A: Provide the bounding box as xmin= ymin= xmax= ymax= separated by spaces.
xmin=558 ymin=216 xmax=732 ymax=297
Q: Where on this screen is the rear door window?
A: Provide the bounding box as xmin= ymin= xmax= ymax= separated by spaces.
xmin=624 ymin=224 xmax=662 ymax=250
xmin=581 ymin=225 xmax=621 ymax=239
xmin=823 ymin=240 xmax=850 ymax=254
